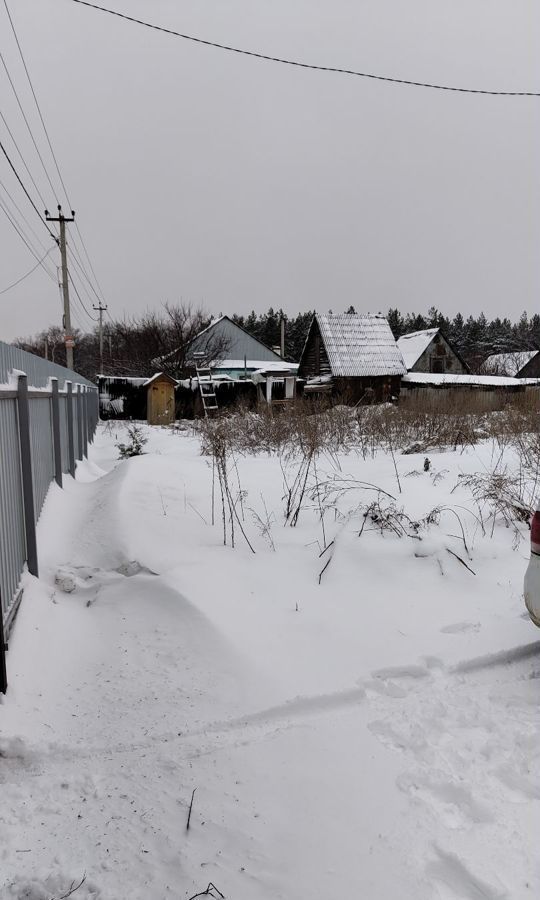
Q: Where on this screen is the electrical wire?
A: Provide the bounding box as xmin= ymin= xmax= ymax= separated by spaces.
xmin=3 ymin=1 xmax=66 ymax=199
xmin=0 ymin=192 xmax=57 ymax=281
xmin=67 ymin=243 xmax=106 ymax=305
xmin=68 ymin=233 xmax=105 ymax=300
xmin=0 ymin=130 xmax=105 ymax=327
xmin=73 ymin=220 xmax=107 ymax=301
xmin=0 ymin=173 xmax=51 ymax=254
xmin=0 ymin=105 xmax=50 ymax=211
xmin=67 ymin=0 xmax=540 ymax=97
xmin=67 ymin=269 xmax=98 ymax=322
xmin=0 ymin=185 xmax=49 ymax=264
xmin=0 ymin=49 xmax=59 ymax=201
xmin=0 ymin=245 xmax=55 ymax=294
xmin=0 ymin=137 xmax=56 ymax=238
xmin=3 ymin=0 xmax=109 ymax=311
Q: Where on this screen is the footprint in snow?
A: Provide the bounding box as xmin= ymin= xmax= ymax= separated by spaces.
xmin=426 ymin=845 xmax=508 ymax=900
xmin=397 ymin=771 xmax=493 ymax=829
xmin=494 ymin=766 xmax=540 ymax=801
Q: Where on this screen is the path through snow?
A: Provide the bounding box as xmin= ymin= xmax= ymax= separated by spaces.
xmin=1 ymin=425 xmax=538 ymax=898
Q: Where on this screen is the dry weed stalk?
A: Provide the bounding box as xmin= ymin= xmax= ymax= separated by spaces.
xmin=457 ymin=468 xmax=533 ymax=546
xmin=199 ymin=417 xmax=255 ymax=552
xmin=249 ymin=494 xmax=276 ymax=550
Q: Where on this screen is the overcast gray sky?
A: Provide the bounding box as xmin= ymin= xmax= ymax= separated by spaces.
xmin=1 ymin=0 xmax=539 ymax=340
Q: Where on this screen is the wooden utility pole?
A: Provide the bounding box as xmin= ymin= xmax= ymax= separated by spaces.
xmin=45 ymin=205 xmax=75 ymax=370
xmin=93 ymin=302 xmax=108 ymax=373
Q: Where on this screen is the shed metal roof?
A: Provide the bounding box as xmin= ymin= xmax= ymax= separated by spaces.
xmin=187 ymin=316 xmax=283 ymax=365
xmin=315 ymin=314 xmax=406 ymax=377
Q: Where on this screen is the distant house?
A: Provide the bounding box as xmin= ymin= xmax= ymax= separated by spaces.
xmin=397 ymin=328 xmax=469 ymax=375
xmin=482 ymin=350 xmax=540 ymax=378
xmin=185 ymin=315 xmax=297 ymax=381
xmin=298 ymin=313 xmax=406 ymax=403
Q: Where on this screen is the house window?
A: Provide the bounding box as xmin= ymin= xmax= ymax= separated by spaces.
xmin=431 ymin=357 xmax=444 ymax=374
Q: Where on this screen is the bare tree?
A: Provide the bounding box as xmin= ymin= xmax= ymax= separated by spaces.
xmin=103 ymin=303 xmax=230 ymax=378
xmin=12 ymin=303 xmax=230 ymax=381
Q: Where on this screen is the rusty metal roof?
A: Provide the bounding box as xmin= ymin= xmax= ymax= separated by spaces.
xmin=316 ymin=314 xmax=406 ymax=377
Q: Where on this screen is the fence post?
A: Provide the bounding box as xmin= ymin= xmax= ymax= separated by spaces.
xmin=51 ymin=378 xmax=63 ymax=488
xmin=88 ymin=390 xmax=93 ymax=441
xmin=0 ymin=592 xmax=7 ymax=694
xmin=76 ymin=386 xmax=83 ymax=460
xmin=92 ymin=389 xmax=99 ymax=435
xmin=66 ymin=381 xmax=75 ymax=476
xmin=17 ymin=373 xmax=38 ymax=578
xmin=82 ymin=388 xmax=89 ymax=458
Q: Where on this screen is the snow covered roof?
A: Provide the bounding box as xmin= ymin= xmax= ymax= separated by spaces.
xmin=315 ymin=314 xmax=406 ymax=377
xmin=97 ymin=375 xmax=148 ymax=385
xmin=482 ymin=350 xmax=539 ymax=377
xmin=397 ymin=329 xmax=440 ymax=370
xmin=214 ymin=359 xmax=298 ymax=372
xmin=143 ymin=372 xmax=178 ymax=387
xmin=403 ymin=372 xmax=540 ymax=387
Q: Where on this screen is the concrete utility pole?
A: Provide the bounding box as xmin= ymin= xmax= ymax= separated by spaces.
xmin=93 ymin=302 xmax=108 ymax=373
xmin=46 ymin=205 xmax=75 ymax=370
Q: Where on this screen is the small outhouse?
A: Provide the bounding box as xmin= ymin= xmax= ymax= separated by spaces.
xmin=145 ymin=372 xmax=177 ymax=425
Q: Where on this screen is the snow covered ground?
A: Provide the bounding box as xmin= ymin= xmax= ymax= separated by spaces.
xmin=1 ymin=421 xmax=538 ymax=899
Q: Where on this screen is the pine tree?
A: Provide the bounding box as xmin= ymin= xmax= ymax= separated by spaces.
xmin=387 ymin=308 xmax=404 ymax=337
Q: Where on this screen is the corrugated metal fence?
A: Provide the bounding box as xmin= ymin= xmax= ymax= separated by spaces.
xmin=0 ymin=342 xmax=98 ymax=692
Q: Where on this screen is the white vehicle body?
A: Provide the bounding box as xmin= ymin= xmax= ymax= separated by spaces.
xmin=524 ymin=506 xmax=540 ymax=626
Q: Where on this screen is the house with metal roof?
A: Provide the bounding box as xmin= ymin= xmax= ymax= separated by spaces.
xmin=397 ymin=328 xmax=469 ymax=375
xmin=298 ymin=313 xmax=406 ymax=403
xmin=482 ymin=350 xmax=540 ymax=378
xmin=186 ymin=315 xmax=298 ymax=380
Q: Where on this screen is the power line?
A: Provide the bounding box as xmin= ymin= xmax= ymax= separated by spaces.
xmin=0 ymin=173 xmax=51 ymax=254
xmin=67 ymin=242 xmax=105 ymax=305
xmin=73 ymin=220 xmax=107 ymax=302
xmin=0 ymin=105 xmax=50 ymax=210
xmin=0 ymin=192 xmax=57 ymax=281
xmin=3 ymin=0 xmax=67 ymax=200
xmin=0 ymin=49 xmax=59 ymax=200
xmin=0 ymin=245 xmax=54 ymax=294
xmin=3 ymin=0 xmax=106 ymax=307
xmin=0 ymin=137 xmax=56 ymax=238
xmin=0 ymin=184 xmax=52 ymax=267
xmin=68 ymin=271 xmax=98 ymax=324
xmin=1 ymin=4 xmax=107 ymax=353
xmin=68 ymin=231 xmax=106 ymax=301
xmin=67 ymin=0 xmax=540 ymax=97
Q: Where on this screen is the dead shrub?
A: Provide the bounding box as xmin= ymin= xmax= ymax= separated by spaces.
xmin=456 ymin=468 xmax=533 ymax=546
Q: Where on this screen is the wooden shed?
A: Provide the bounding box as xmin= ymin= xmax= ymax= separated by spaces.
xmin=397 ymin=328 xmax=469 ymax=375
xmin=145 ymin=372 xmax=177 ymax=425
xmin=298 ymin=313 xmax=406 ymax=403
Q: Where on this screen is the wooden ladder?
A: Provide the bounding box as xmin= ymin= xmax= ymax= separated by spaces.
xmin=195 ymin=359 xmax=219 ymax=416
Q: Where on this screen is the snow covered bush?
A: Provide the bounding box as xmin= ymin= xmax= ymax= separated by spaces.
xmin=116 ymin=424 xmax=148 ymax=459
